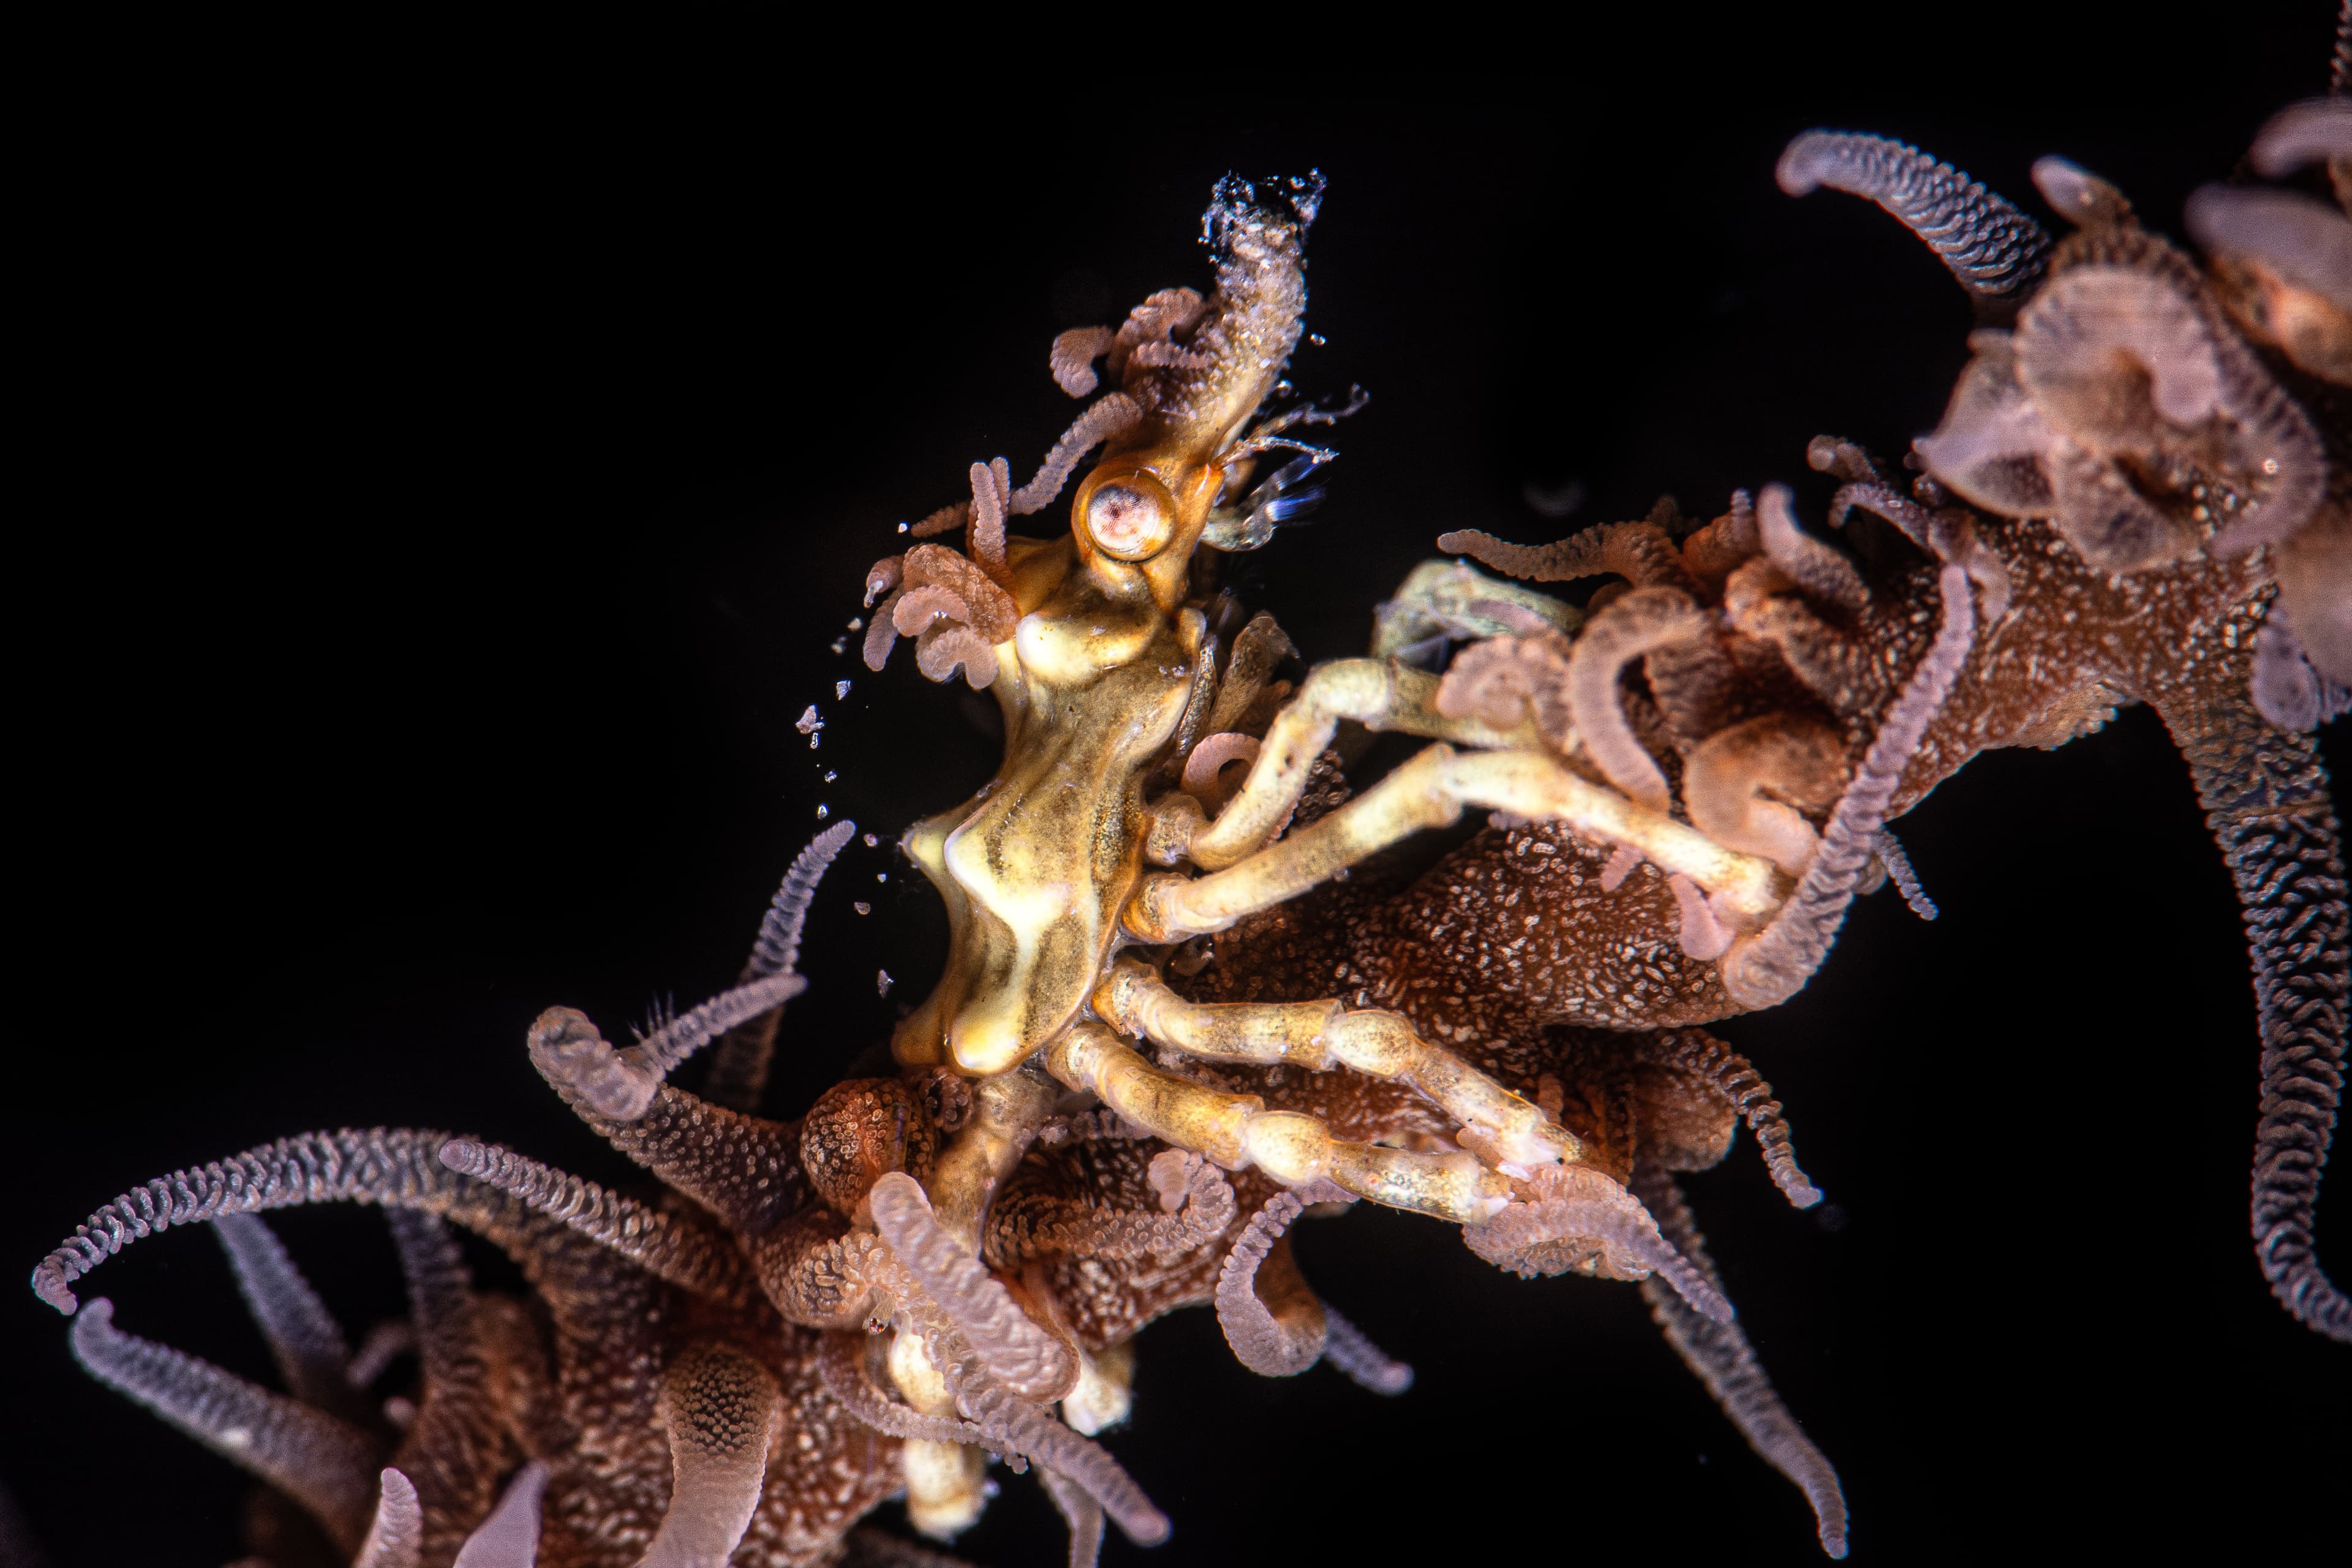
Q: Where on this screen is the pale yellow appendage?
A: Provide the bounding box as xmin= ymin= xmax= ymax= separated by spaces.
xmin=1153 ymin=657 xmax=1783 ymax=926
xmin=1133 ymin=742 xmax=1783 ymax=946
xmin=1092 ymin=959 xmax=1583 ymax=1170
xmin=1167 ymin=658 xmax=1537 ymax=870
xmin=889 ymin=1330 xmax=990 ymax=1539
xmin=1041 ymin=1022 xmax=1510 ymax=1223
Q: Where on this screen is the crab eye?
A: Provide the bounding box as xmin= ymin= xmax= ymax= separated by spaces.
xmin=1082 ymin=475 xmax=1175 ymax=560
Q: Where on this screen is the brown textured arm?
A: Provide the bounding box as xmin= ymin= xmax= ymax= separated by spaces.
xmin=2160 ymin=678 xmax=2350 ymax=1340
xmin=530 ymin=1006 xmax=810 ymax=1236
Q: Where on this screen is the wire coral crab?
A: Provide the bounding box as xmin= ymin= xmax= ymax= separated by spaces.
xmin=22 ymin=23 xmax=2351 ymax=1568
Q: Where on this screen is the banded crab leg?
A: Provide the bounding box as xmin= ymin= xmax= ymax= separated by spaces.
xmin=1042 ymin=1022 xmax=1510 ymax=1224
xmin=1134 ymin=657 xmax=1784 ymax=941
xmin=1041 ymin=1021 xmax=1732 ymax=1322
xmin=1091 ymin=959 xmax=1581 ymax=1171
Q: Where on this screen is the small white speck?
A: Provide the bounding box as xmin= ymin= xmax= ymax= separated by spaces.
xmin=876 ymin=872 xmax=888 ymax=883
xmin=816 ymin=804 xmax=829 ymax=818
xmin=877 ymin=970 xmax=894 ymax=997
xmin=829 ymin=638 xmax=846 ymax=655
xmin=898 ymin=521 xmax=910 ymax=532
xmin=824 ymin=771 xmax=837 ymax=782
xmin=848 ymin=617 xmax=864 ymax=631
xmin=863 ymin=834 xmax=878 ymax=847
xmin=854 ymin=902 xmax=872 ymax=915
xmin=836 ymin=679 xmax=852 ymax=699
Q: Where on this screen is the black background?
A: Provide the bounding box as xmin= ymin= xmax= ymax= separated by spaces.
xmin=10 ymin=8 xmax=2351 ymax=1564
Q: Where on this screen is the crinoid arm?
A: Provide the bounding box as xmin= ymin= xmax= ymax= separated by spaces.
xmin=2158 ymin=662 xmax=2351 ymax=1342
xmin=1719 ymin=565 xmax=1978 ymax=1009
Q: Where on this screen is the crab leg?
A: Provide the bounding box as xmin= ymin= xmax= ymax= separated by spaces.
xmin=1041 ymin=1022 xmax=1510 ymax=1222
xmin=1131 ymin=742 xmax=1784 ymax=945
xmin=1151 ymin=658 xmax=1539 ymax=869
xmin=1091 ymin=959 xmax=1583 ymax=1170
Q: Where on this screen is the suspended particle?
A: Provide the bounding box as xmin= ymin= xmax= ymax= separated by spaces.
xmin=824 ymin=771 xmax=838 ymax=782
xmin=862 ymin=833 xmax=878 ymax=848
xmin=876 ymin=970 xmax=894 ymax=997
xmin=817 ymin=804 xmax=829 ymax=819
xmin=829 ymin=638 xmax=846 ymax=655
xmin=854 ymin=902 xmax=872 ymax=916
xmin=796 ymin=705 xmax=824 ymax=736
xmin=836 ymin=680 xmax=852 ymax=699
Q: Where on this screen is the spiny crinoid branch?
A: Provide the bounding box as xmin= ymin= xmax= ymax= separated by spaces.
xmin=930 ymin=1341 xmax=1170 ymax=1548
xmin=32 ymin=1126 xmax=578 ymax=1317
xmin=1721 ymin=562 xmax=1977 ymax=1009
xmin=1632 ymin=1166 xmax=1848 ymax=1559
xmin=69 ymin=1298 xmax=381 ymax=1551
xmin=1640 ymin=1031 xmax=1823 ymax=1208
xmin=814 ymin=1332 xmax=1019 ymax=1464
xmin=1873 ymin=829 xmax=1939 ymax=921
xmin=1777 ymin=130 xmax=2050 ymax=314
xmin=213 ymin=1212 xmax=358 ymax=1414
xmin=704 ymin=820 xmax=858 ymax=1113
xmin=867 ymin=1172 xmax=1077 ymax=1401
xmin=1214 ymin=1187 xmax=1328 ymax=1378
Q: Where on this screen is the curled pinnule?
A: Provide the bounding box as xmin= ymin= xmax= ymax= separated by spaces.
xmin=1181 ymin=733 xmax=1261 ymax=812
xmin=2011 ymin=266 xmax=2223 ymax=450
xmin=1462 ymin=1166 xmax=1733 ymax=1324
xmin=1050 ymin=326 xmax=1117 ymax=398
xmin=902 ymin=545 xmax=1017 ymax=641
xmin=2248 ymin=96 xmax=2352 ymax=181
xmin=1756 ymin=486 xmax=1868 ymax=616
xmin=1436 ymin=631 xmax=1575 ymax=748
xmin=914 ymin=624 xmax=999 ymax=690
xmin=1564 ymin=586 xmax=1706 ymax=812
xmin=894 ymin=585 xmax=976 ymax=637
xmin=1684 ymin=712 xmax=1849 ymax=876
xmin=1913 ymin=334 xmax=2060 ymax=520
xmin=1106 ymin=287 xmax=1208 ymax=380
